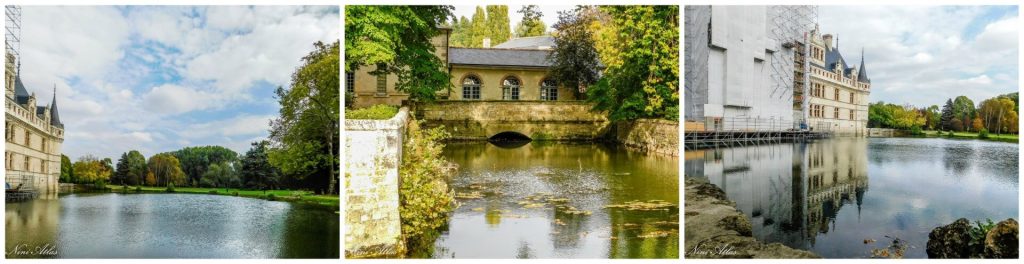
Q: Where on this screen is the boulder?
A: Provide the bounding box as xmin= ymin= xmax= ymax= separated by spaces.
xmin=984 ymin=218 xmax=1018 ymax=258
xmin=926 ymin=218 xmax=972 ymax=258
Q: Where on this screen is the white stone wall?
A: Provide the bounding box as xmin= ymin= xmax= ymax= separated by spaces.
xmin=344 ymin=107 xmax=408 ymax=258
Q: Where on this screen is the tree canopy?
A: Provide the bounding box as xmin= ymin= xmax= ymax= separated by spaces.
xmin=173 ymin=146 xmax=238 ymax=187
xmin=514 ymin=5 xmax=546 ymax=37
xmin=148 ymin=153 xmax=187 ymax=187
xmin=547 ymin=6 xmax=601 ymax=100
xmin=872 ymin=93 xmax=1018 ymax=134
xmin=345 ymin=6 xmax=452 ymax=102
xmin=241 ymin=140 xmax=280 ymax=191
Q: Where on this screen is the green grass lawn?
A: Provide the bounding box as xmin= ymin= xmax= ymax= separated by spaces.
xmin=108 ymin=185 xmax=338 ymax=207
xmin=921 ymin=130 xmax=1018 ymax=143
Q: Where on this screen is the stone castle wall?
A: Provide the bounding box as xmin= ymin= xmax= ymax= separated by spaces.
xmin=344 ymin=107 xmax=408 ymax=258
xmin=414 ymin=100 xmax=610 ymax=140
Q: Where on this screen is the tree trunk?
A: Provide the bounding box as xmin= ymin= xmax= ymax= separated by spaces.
xmin=326 ymin=130 xmax=337 ymax=195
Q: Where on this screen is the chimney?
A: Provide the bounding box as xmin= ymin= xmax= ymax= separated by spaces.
xmin=822 ymin=34 xmax=833 ymax=50
xmin=482 ymin=38 xmax=491 ymax=48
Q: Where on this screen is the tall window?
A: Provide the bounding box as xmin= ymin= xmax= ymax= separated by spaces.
xmin=24 ymin=131 xmax=30 ymax=146
xmin=540 ymin=79 xmax=558 ymax=101
xmin=345 ymin=72 xmax=355 ymax=94
xmin=834 ymin=88 xmax=839 ymax=101
xmin=376 ymin=74 xmax=387 ymax=95
xmin=23 ymin=156 xmax=29 ymax=172
xmin=849 ymin=109 xmax=855 ymax=120
xmin=462 ymin=76 xmax=481 ymax=100
xmin=502 ymin=77 xmax=520 ymax=100
xmin=834 ymin=107 xmax=840 ymax=119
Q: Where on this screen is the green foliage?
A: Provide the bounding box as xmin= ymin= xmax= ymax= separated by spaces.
xmin=165 ymin=183 xmax=175 ymax=193
xmin=114 ymin=150 xmax=148 ymax=186
xmin=585 ymin=6 xmax=679 ymax=121
xmin=469 ymin=6 xmax=488 ymax=47
xmin=399 ymin=120 xmax=456 ymax=243
xmin=345 ymin=6 xmax=452 ymax=101
xmin=346 ymin=104 xmax=399 ymax=120
xmin=267 ymin=193 xmax=277 ymax=201
xmin=940 ymin=99 xmax=954 ymax=131
xmin=548 ymin=7 xmax=601 ymax=100
xmin=450 ymin=16 xmax=472 ymax=47
xmin=952 ymin=96 xmax=976 ymax=132
xmin=868 ymin=102 xmax=927 ymax=130
xmin=910 ymin=125 xmax=923 ymax=136
xmin=514 ymin=5 xmax=546 ymax=37
xmin=486 ymin=5 xmax=511 ymax=45
xmin=60 ymin=154 xmax=73 ymax=183
xmin=270 ymin=41 xmax=341 ymax=194
xmin=978 ymin=96 xmax=1018 ymax=134
xmin=200 ymin=162 xmax=240 ymax=190
xmin=172 ymin=146 xmax=238 ymax=187
xmin=241 ymin=140 xmax=280 ymax=191
xmin=134 ymin=186 xmax=142 ymax=193
xmin=148 ymin=153 xmax=188 ymax=187
xmin=72 ymin=155 xmax=112 ymax=184
xmin=967 ymin=218 xmax=997 ymax=255
xmin=208 ymin=190 xmax=219 ymax=195
xmin=979 ymin=128 xmax=990 ymax=139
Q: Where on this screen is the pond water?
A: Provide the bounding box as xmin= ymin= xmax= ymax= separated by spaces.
xmin=419 ymin=141 xmax=679 ymax=259
xmin=5 ymin=193 xmax=339 ymax=258
xmin=684 ymin=137 xmax=1019 ymax=258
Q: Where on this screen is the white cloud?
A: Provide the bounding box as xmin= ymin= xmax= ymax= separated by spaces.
xmin=141 ymin=84 xmax=217 ymax=115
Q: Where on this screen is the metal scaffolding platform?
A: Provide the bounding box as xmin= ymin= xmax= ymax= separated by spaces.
xmin=684 ymin=130 xmax=831 ymax=150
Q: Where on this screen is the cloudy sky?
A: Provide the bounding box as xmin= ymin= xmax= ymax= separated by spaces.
xmin=16 ymin=6 xmax=339 ymax=161
xmin=818 ymin=6 xmax=1018 ymax=107
xmin=452 ymin=5 xmax=573 ymax=34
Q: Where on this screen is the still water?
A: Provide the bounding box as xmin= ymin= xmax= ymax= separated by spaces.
xmin=5 ymin=193 xmax=339 ymax=258
xmin=420 ymin=142 xmax=679 ymax=258
xmin=685 ymin=137 xmax=1019 ymax=258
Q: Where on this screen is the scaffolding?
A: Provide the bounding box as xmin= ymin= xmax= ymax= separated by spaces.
xmin=767 ymin=5 xmax=817 ymax=119
xmin=5 ymin=5 xmax=20 ymax=63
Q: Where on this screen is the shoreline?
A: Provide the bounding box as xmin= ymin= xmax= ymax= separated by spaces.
xmin=87 ymin=185 xmax=339 ymax=209
xmin=684 ymin=177 xmax=819 ymax=259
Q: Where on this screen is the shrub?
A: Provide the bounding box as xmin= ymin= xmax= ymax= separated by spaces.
xmin=947 ymin=131 xmax=955 ymax=137
xmin=134 ymin=186 xmax=142 ymax=193
xmin=267 ymin=193 xmax=277 ymax=201
xmin=346 ymin=104 xmax=399 ymax=120
xmin=165 ymin=183 xmax=175 ymax=193
xmin=910 ymin=126 xmax=923 ymax=136
xmin=399 ymin=120 xmax=455 ymax=244
xmin=979 ymin=128 xmax=990 ymax=139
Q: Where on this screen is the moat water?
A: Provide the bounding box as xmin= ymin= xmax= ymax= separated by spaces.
xmin=5 ymin=193 xmax=339 ymax=258
xmin=684 ymin=137 xmax=1019 ymax=258
xmin=416 ymin=141 xmax=679 ymax=258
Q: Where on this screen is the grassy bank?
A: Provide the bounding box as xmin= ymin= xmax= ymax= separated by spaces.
xmin=920 ymin=130 xmax=1018 ymax=143
xmin=107 ymin=185 xmax=338 ymax=208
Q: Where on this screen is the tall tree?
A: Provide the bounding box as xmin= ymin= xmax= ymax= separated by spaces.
xmin=514 ymin=5 xmax=546 ymax=37
xmin=548 ymin=7 xmax=601 ymax=100
xmin=114 ymin=152 xmax=130 ymax=185
xmin=125 ymin=151 xmax=147 ymax=186
xmin=346 ymin=6 xmax=453 ymax=101
xmin=148 ymin=153 xmax=187 ymax=187
xmin=173 ymin=146 xmax=238 ymax=186
xmin=940 ymin=99 xmax=954 ymax=130
xmin=241 ymin=140 xmax=280 ymax=192
xmin=469 ymin=6 xmax=488 ymax=47
xmin=72 ymin=155 xmax=111 ymax=184
xmin=586 ymin=6 xmax=680 ymax=121
xmin=60 ymin=154 xmax=73 ymax=183
xmin=269 ymin=41 xmax=341 ymax=195
xmin=486 ymin=5 xmax=511 ymax=45
xmin=450 ymin=16 xmax=472 ymax=47
xmin=201 ymin=162 xmax=239 ymax=191
xmin=952 ymin=96 xmax=976 ymax=132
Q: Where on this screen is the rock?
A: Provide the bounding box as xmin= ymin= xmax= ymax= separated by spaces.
xmin=984 ymin=218 xmax=1018 ymax=258
xmin=926 ymin=218 xmax=973 ymax=258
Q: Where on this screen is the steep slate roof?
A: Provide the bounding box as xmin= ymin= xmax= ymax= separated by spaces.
xmin=858 ymin=49 xmax=870 ymax=83
xmin=449 ymin=47 xmax=552 ymax=68
xmin=50 ymin=86 xmax=62 ymax=127
xmin=492 ymin=36 xmax=555 ymax=49
xmin=13 ymin=75 xmax=31 ymax=104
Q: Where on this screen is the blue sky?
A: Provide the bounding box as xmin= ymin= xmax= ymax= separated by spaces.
xmin=17 ymin=6 xmax=339 ymax=161
xmin=818 ymin=5 xmax=1018 ymax=107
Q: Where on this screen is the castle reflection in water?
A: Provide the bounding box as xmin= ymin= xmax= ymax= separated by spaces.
xmin=685 ymin=138 xmax=868 ymax=248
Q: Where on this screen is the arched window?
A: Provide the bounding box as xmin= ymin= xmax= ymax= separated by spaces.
xmin=502 ymin=77 xmax=520 ymax=100
xmin=540 ymin=79 xmax=558 ymax=101
xmin=462 ymin=76 xmax=481 ymax=100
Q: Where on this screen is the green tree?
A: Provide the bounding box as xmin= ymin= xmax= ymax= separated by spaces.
xmin=952 ymin=96 xmax=976 ymax=132
xmin=548 ymin=7 xmax=601 ymax=100
xmin=486 ymin=5 xmax=511 ymax=45
xmin=241 ymin=140 xmax=280 ymax=192
xmin=979 ymin=96 xmax=1018 ymax=134
xmin=450 ymin=16 xmax=472 ymax=47
xmin=586 ymin=6 xmax=680 ymax=121
xmin=60 ymin=154 xmax=73 ymax=183
xmin=469 ymin=6 xmax=488 ymax=47
xmin=201 ymin=162 xmax=239 ymax=191
xmin=925 ymin=105 xmax=941 ymax=130
xmin=173 ymin=146 xmax=238 ymax=187
xmin=345 ymin=6 xmax=453 ymax=102
xmin=269 ymin=41 xmax=341 ymax=194
xmin=940 ymin=99 xmax=954 ymax=130
xmin=125 ymin=151 xmax=147 ymax=186
xmin=114 ymin=152 xmax=130 ymax=185
xmin=148 ymin=153 xmax=187 ymax=187
xmin=72 ymin=155 xmax=111 ymax=184
xmin=514 ymin=5 xmax=546 ymax=37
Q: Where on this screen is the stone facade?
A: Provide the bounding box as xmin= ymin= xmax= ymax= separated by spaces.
xmin=344 ymin=107 xmax=408 ymax=258
xmin=612 ymin=119 xmax=679 ymax=156
xmin=347 ymin=28 xmax=578 ymax=109
xmin=803 ymin=26 xmax=871 ymax=136
xmin=414 ymin=100 xmax=609 ymax=140
xmin=5 ymin=51 xmax=64 ymax=197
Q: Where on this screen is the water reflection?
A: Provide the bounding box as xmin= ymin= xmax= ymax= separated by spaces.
xmin=6 ymin=193 xmax=339 ymax=258
xmin=685 ymin=137 xmax=1018 ymax=258
xmin=430 ymin=141 xmax=679 ymax=258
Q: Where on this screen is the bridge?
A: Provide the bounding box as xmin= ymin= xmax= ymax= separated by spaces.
xmin=413 ymin=100 xmax=611 ymax=141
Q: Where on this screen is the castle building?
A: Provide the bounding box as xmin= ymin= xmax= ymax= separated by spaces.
xmin=5 ymin=51 xmax=64 ymax=197
xmin=684 ymin=5 xmax=870 ymax=136
xmin=346 ymin=29 xmax=578 ymax=108
xmin=802 ymin=26 xmax=871 ymax=136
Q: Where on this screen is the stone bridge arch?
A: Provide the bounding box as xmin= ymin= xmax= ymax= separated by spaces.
xmin=414 ymin=100 xmax=610 ymax=140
